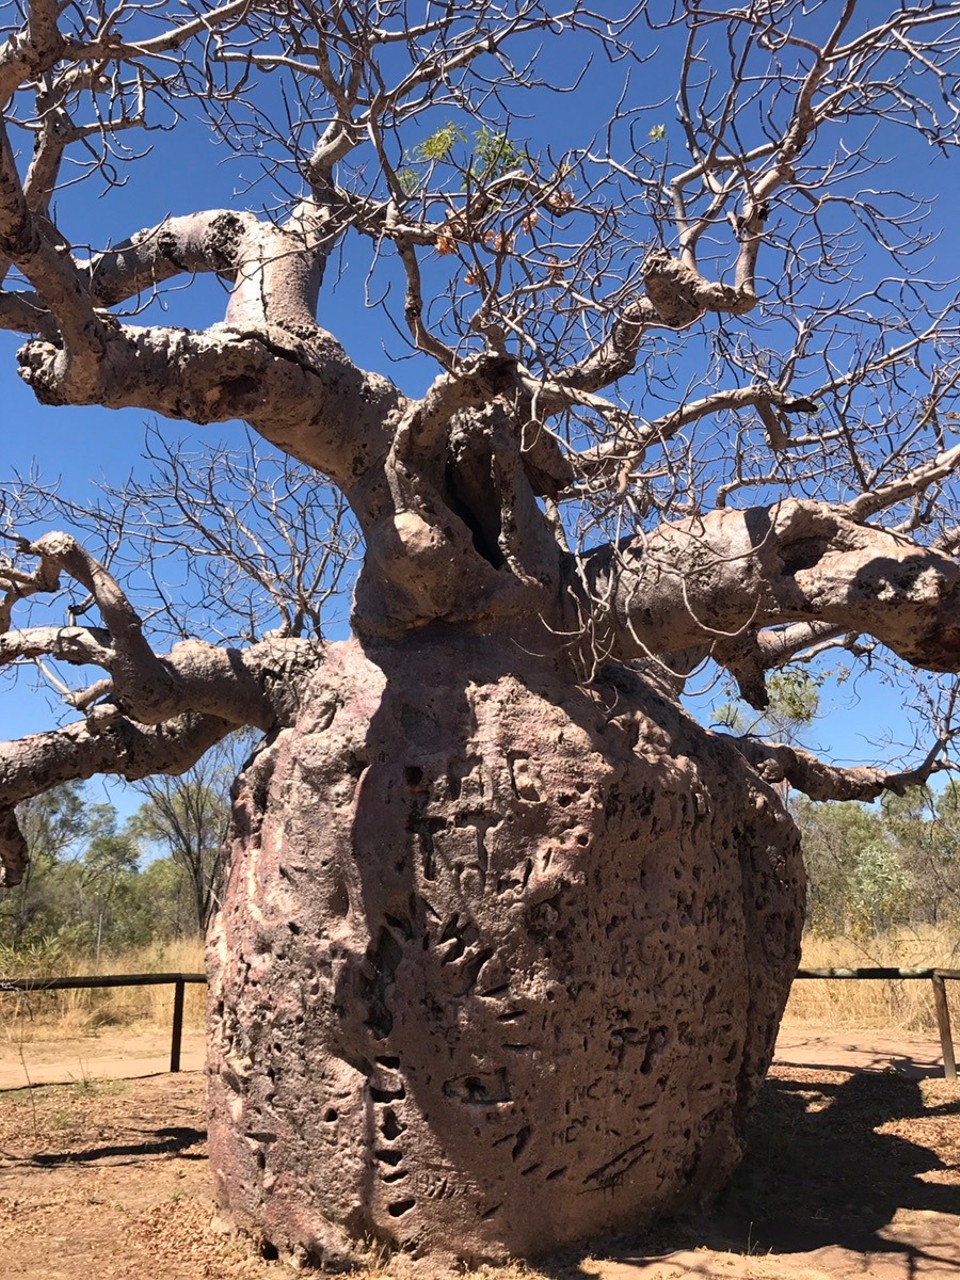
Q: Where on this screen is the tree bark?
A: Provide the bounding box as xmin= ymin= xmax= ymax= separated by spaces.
xmin=206 ymin=629 xmax=804 ymax=1267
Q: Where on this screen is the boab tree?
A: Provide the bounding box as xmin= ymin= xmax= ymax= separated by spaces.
xmin=3 ymin=0 xmax=960 ymax=1267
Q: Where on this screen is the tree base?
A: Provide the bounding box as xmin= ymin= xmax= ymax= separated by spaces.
xmin=207 ymin=630 xmax=804 ymax=1267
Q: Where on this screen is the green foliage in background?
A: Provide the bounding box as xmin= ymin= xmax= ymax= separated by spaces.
xmin=795 ymin=785 xmax=960 ymax=939
xmin=0 ymin=756 xmax=232 ymax=958
xmin=712 ymin=666 xmax=958 ymax=943
xmin=713 ymin=667 xmax=824 ymax=744
xmin=2 ymin=721 xmax=956 ymax=960
xmin=398 ymin=121 xmax=527 ymax=193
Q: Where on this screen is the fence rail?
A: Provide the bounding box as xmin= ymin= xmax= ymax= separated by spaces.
xmin=794 ymin=966 xmax=958 ymax=1081
xmin=1 ymin=967 xmax=957 ymax=1080
xmin=0 ymin=972 xmax=206 ymax=1072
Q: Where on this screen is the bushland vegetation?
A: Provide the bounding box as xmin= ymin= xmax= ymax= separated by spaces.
xmin=0 ymin=746 xmax=235 ymax=962
xmin=2 ymin=767 xmax=958 ymax=1039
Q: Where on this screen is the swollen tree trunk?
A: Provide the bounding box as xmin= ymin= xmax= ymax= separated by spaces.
xmin=6 ymin=7 xmax=960 ymax=1268
xmin=207 ymin=628 xmax=804 ymax=1267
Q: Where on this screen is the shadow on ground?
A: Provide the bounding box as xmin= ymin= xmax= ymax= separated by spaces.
xmin=0 ymin=1063 xmax=957 ymax=1278
xmin=719 ymin=1072 xmax=959 ymax=1254
xmin=24 ymin=1124 xmax=207 ymax=1166
xmin=537 ymin=1069 xmax=960 ymax=1278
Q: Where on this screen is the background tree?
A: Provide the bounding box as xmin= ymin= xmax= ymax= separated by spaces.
xmin=129 ymin=737 xmax=241 ymax=935
xmin=793 ymin=797 xmax=886 ymax=937
xmin=133 ymin=853 xmax=202 ymax=943
xmin=0 ymin=782 xmax=88 ymax=948
xmin=3 ymin=0 xmax=960 ymax=1268
xmin=0 ymin=781 xmax=151 ymax=956
xmin=69 ymin=807 xmax=142 ymax=957
xmin=881 ymin=783 xmax=960 ymax=927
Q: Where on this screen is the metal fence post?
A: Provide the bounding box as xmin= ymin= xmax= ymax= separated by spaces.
xmin=170 ymin=977 xmax=186 ymax=1073
xmin=931 ymin=973 xmax=957 ymax=1082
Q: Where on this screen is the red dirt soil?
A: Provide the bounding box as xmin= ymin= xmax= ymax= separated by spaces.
xmin=0 ymin=1027 xmax=957 ymax=1279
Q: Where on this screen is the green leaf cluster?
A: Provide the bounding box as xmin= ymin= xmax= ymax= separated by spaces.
xmin=712 ymin=667 xmax=824 ymax=744
xmin=470 ymin=125 xmax=525 ymax=181
xmin=401 ymin=121 xmax=527 ymax=191
xmin=414 ymin=121 xmax=467 ymax=164
xmin=796 ymin=784 xmax=960 ymax=938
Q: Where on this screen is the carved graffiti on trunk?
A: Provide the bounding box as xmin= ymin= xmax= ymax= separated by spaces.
xmin=206 ymin=633 xmax=804 ymax=1266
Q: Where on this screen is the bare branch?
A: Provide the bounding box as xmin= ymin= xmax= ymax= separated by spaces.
xmin=17 ymin=321 xmax=403 ymax=505
xmin=0 ymin=124 xmax=107 ymax=396
xmin=80 ymin=211 xmax=263 ymax=306
xmin=1 ymin=530 xmax=320 ymax=729
xmin=713 ymin=621 xmax=847 ymax=710
xmin=577 ymin=499 xmax=960 ymax=677
xmin=568 ymin=386 xmax=821 ymax=488
xmin=731 ymin=730 xmax=955 ymax=804
xmin=0 ymin=710 xmax=235 ymax=887
xmin=840 ymin=442 xmax=960 ymax=524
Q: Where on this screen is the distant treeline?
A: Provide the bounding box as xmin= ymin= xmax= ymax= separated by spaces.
xmin=3 ymin=771 xmax=959 ymax=961
xmin=1 ymin=746 xmax=233 ymax=960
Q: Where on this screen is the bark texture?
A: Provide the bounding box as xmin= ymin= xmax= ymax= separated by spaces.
xmin=207 ymin=631 xmax=804 ymax=1267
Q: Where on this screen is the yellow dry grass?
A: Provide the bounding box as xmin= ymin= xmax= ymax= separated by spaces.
xmin=0 ymin=938 xmax=206 ymax=1043
xmin=2 ymin=926 xmax=958 ymax=1043
xmin=783 ymin=925 xmax=960 ymax=1032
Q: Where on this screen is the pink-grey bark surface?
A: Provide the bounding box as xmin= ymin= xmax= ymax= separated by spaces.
xmin=206 ymin=631 xmax=803 ymax=1266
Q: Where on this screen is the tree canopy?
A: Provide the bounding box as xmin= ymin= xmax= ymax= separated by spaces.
xmin=3 ymin=1 xmax=960 ymax=887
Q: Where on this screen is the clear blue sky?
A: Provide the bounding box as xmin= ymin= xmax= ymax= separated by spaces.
xmin=2 ymin=17 xmax=958 ymax=815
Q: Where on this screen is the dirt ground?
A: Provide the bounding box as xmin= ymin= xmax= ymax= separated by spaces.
xmin=0 ymin=1030 xmax=958 ymax=1280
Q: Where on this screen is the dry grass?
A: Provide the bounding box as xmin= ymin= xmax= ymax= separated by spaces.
xmin=3 ymin=926 xmax=958 ymax=1044
xmin=0 ymin=938 xmax=205 ymax=1044
xmin=784 ymin=925 xmax=960 ymax=1032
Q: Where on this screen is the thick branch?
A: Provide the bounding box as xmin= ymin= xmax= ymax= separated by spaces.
xmin=576 ymin=499 xmax=960 ymax=674
xmin=1 ymin=531 xmax=321 ymax=729
xmin=0 ymin=125 xmax=106 ymax=396
xmin=0 ymin=288 xmax=54 ymax=334
xmin=0 ymin=624 xmax=114 ymax=673
xmin=0 ymin=524 xmax=327 ymax=889
xmin=713 ymin=622 xmax=845 ymax=710
xmin=730 ymin=733 xmax=952 ymax=804
xmin=555 ymin=252 xmax=759 ymax=396
xmin=840 ymin=442 xmax=960 ymax=524
xmin=80 ymin=211 xmax=263 ymax=307
xmin=0 ymin=711 xmax=235 ymax=887
xmin=17 ymin=321 xmax=403 ymax=504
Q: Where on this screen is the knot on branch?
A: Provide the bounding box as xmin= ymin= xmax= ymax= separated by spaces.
xmin=456 ymin=350 xmax=523 ymax=402
xmin=16 ymin=338 xmax=69 ymax=404
xmin=15 ymin=325 xmax=115 ymax=407
xmin=0 ymin=807 xmax=27 ymax=888
xmin=713 ymin=637 xmax=770 ymax=712
xmin=642 ymin=251 xmax=755 ymax=328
